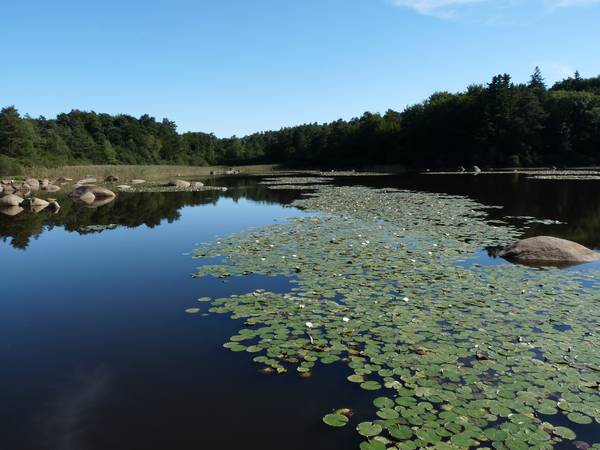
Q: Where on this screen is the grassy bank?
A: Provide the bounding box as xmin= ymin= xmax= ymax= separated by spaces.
xmin=13 ymin=164 xmax=281 ymax=181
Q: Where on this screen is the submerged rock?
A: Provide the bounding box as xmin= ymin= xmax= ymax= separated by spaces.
xmin=499 ymin=236 xmax=599 ymax=265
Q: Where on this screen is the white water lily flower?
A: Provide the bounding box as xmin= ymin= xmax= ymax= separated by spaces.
xmin=343 ymin=317 xmax=350 ymax=322
xmin=403 ymin=297 xmax=410 ymax=302
xmin=299 ymin=304 xmax=305 ymax=308
xmin=305 ymin=321 xmax=314 ymax=328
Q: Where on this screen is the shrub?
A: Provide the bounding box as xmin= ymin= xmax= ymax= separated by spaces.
xmin=0 ymin=155 xmax=24 ymax=176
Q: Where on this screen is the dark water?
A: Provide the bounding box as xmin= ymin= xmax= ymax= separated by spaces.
xmin=1 ymin=174 xmax=599 ymax=450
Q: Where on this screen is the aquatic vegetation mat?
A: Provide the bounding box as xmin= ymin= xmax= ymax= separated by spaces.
xmin=190 ymin=185 xmax=600 ymax=450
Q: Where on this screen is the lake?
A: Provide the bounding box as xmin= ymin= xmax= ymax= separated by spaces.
xmin=1 ymin=174 xmax=599 ymax=450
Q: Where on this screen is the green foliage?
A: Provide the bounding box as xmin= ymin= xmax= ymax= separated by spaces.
xmin=1 ymin=71 xmax=600 ymax=168
xmin=0 ymin=155 xmax=23 ymax=176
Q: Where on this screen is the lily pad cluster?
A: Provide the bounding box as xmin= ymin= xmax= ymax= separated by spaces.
xmin=191 ymin=184 xmax=600 ymax=449
xmin=259 ymin=176 xmax=335 ymax=186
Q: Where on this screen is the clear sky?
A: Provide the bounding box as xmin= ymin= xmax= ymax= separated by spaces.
xmin=1 ymin=0 xmax=599 ymax=137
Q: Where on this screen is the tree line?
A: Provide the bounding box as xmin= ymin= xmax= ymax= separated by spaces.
xmin=1 ymin=69 xmax=599 ymax=174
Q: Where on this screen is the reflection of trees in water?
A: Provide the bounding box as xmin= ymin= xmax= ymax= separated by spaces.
xmin=377 ymin=174 xmax=600 ymax=249
xmin=0 ymin=177 xmax=303 ymax=249
xmin=3 ymin=175 xmax=600 ymax=250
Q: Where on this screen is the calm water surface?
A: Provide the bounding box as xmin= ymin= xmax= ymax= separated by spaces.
xmin=1 ymin=174 xmax=599 ymax=450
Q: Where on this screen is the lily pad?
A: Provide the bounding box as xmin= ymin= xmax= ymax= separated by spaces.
xmin=323 ymin=413 xmax=349 ymax=428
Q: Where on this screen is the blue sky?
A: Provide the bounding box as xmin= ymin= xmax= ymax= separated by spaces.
xmin=1 ymin=0 xmax=599 ymax=136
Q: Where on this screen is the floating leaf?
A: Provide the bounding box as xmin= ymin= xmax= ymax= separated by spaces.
xmin=323 ymin=413 xmax=349 ymax=428
xmin=357 ymin=422 xmax=383 ymax=437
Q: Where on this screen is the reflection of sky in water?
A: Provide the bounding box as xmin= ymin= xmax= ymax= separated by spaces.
xmin=3 ymin=176 xmax=600 ymax=450
xmin=4 ymin=196 xmax=371 ymax=450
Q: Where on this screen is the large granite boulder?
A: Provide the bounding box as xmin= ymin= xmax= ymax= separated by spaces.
xmin=0 ymin=194 xmax=24 ymax=207
xmin=21 ymin=197 xmax=50 ymax=213
xmin=499 ymin=236 xmax=599 ymax=265
xmin=69 ymin=185 xmax=116 ymax=206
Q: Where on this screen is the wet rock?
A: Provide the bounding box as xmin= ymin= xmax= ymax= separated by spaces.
xmin=77 ymin=178 xmax=97 ymax=184
xmin=56 ymin=177 xmax=73 ymax=183
xmin=499 ymin=236 xmax=600 ymax=265
xmin=117 ymin=185 xmax=131 ymax=190
xmin=44 ymin=184 xmax=61 ymax=192
xmin=0 ymin=194 xmax=24 ymax=207
xmin=191 ymin=181 xmax=204 ymax=188
xmin=40 ymin=179 xmax=50 ymax=189
xmin=131 ymin=179 xmax=146 ymax=184
xmin=167 ymin=179 xmax=191 ymax=188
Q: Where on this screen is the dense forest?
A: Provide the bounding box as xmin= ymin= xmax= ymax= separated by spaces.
xmin=1 ymin=69 xmax=600 ymax=174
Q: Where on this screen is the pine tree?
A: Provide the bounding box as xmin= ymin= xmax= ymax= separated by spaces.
xmin=529 ymin=66 xmax=546 ymax=89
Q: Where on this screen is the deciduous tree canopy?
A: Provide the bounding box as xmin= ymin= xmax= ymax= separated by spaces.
xmin=1 ymin=71 xmax=599 ymax=174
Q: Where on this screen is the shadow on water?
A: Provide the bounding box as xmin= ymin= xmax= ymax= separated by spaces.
xmin=2 ymin=174 xmax=600 ymax=449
